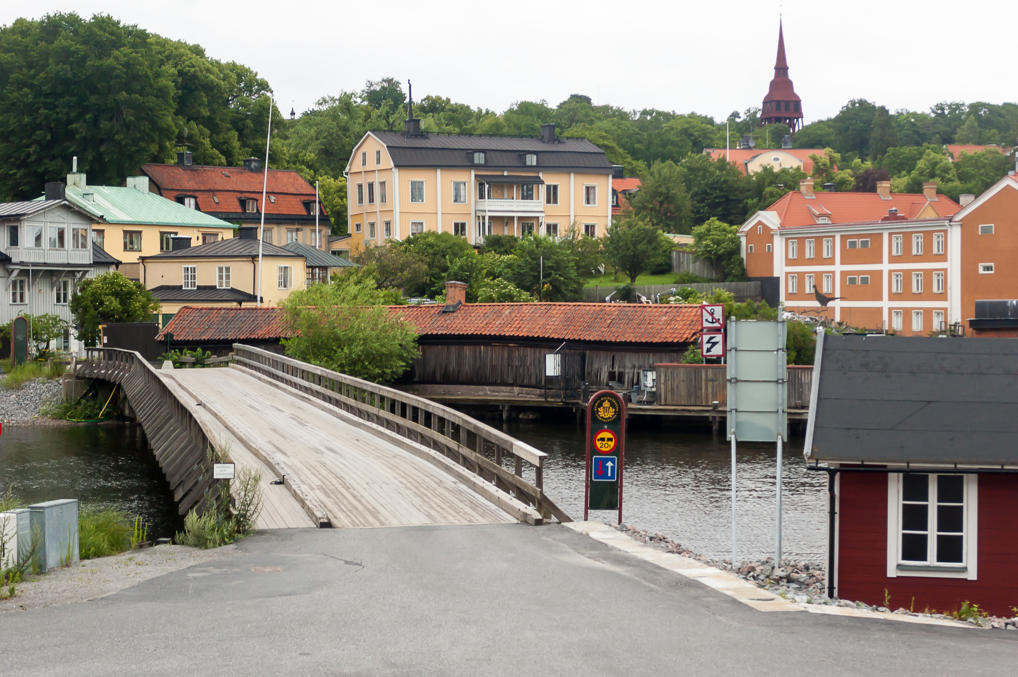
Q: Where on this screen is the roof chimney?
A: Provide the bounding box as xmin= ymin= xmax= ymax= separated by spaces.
xmin=959 ymin=193 xmax=975 ymax=207
xmin=243 ymin=157 xmax=262 ymax=172
xmin=177 ymin=151 xmax=193 ymax=167
xmin=876 ymin=180 xmax=891 ymax=199
xmin=238 ymin=226 xmax=259 ymax=240
xmin=443 ymin=280 xmax=467 ymax=311
xmin=799 ymin=178 xmax=815 ymax=199
xmin=404 ymin=117 xmax=422 ymax=137
xmin=540 ymin=124 xmax=557 ymax=144
xmin=170 ymin=235 xmax=193 ymax=251
xmin=126 ymin=176 xmax=149 ymax=193
xmin=922 ymin=181 xmax=938 ymax=201
xmin=44 ymin=182 xmax=66 ymax=201
xmin=67 ymin=170 xmax=86 ymax=190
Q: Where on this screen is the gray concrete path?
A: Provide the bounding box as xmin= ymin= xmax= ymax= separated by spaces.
xmin=0 ymin=525 xmax=1013 ymax=676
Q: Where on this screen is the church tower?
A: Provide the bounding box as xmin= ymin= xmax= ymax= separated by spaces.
xmin=760 ymin=20 xmax=803 ymax=133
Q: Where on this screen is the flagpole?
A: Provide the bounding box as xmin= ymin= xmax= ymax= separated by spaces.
xmin=315 ymin=180 xmax=320 ymax=250
xmin=256 ymin=95 xmax=274 ymax=307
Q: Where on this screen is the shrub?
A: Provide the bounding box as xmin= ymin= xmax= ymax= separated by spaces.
xmin=1 ymin=360 xmax=66 ymax=389
xmin=175 ymin=509 xmax=236 ymax=549
xmin=78 ymin=508 xmax=133 ymax=559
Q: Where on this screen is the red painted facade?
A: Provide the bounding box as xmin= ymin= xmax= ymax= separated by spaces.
xmin=836 ymin=472 xmax=1018 ymax=616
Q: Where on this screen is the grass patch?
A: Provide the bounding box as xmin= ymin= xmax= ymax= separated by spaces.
xmin=42 ymin=396 xmax=110 ymax=422
xmin=78 ymin=508 xmax=133 ymax=559
xmin=1 ymin=360 xmax=66 ymax=389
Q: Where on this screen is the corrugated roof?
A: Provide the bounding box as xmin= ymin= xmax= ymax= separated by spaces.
xmin=807 ymin=334 xmax=1018 ymax=465
xmin=0 ymin=200 xmax=60 ymax=218
xmin=149 ymin=286 xmax=259 ymax=303
xmin=155 ymin=302 xmax=701 ymax=345
xmin=142 ymin=237 xmax=297 ymax=259
xmin=282 ymin=241 xmax=357 ymax=268
xmin=63 ymin=184 xmax=236 ymax=228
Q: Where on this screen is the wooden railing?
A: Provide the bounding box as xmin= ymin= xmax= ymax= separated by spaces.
xmin=77 ymin=348 xmax=216 ymax=515
xmin=232 ymin=344 xmax=570 ymax=523
xmin=655 ymin=363 xmax=812 ymax=409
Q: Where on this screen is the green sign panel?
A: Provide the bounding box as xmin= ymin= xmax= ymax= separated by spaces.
xmin=12 ymin=316 xmax=28 ymax=366
xmin=585 ymin=390 xmax=625 ymax=523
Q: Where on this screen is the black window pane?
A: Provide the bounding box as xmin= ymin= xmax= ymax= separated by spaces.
xmin=937 ymin=535 xmax=963 ymax=563
xmin=902 ymin=533 xmax=927 ymax=561
xmin=938 ymin=475 xmax=963 ymax=503
xmin=902 ymin=504 xmax=928 ymax=532
xmin=902 ymin=474 xmax=928 ymax=502
xmin=938 ymin=505 xmax=964 ymax=533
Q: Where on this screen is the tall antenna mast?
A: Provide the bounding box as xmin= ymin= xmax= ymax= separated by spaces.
xmin=407 ymin=79 xmax=413 ymax=119
xmin=256 ymin=95 xmax=274 ymax=307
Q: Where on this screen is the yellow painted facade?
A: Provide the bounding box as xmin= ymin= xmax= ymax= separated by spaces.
xmin=94 ymin=224 xmax=237 ymax=280
xmin=141 ymin=254 xmax=306 ymax=310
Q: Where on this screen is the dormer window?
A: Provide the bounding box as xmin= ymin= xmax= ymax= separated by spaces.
xmin=817 ymin=216 xmax=831 ymax=224
xmin=241 ymin=198 xmax=258 ymax=213
xmin=177 ymin=195 xmax=197 ymax=209
xmin=304 ymin=201 xmax=319 ymax=216
xmin=472 ymin=152 xmax=486 ymax=165
xmin=524 ymin=153 xmax=537 ymax=166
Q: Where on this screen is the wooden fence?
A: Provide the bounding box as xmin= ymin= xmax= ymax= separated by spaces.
xmin=655 ymin=363 xmax=812 ymax=409
xmin=77 ymin=349 xmax=216 ymax=515
xmin=232 ymin=344 xmax=570 ymax=523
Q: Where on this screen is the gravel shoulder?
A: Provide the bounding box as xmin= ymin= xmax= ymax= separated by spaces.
xmin=0 ymin=378 xmax=63 ymax=425
xmin=0 ymin=543 xmax=234 ymax=614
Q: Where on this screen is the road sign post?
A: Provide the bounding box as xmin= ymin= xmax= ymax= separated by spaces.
xmin=585 ymin=390 xmax=625 ymax=524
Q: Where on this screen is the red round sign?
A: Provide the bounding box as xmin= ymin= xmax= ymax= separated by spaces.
xmin=593 ymin=429 xmax=618 ymax=454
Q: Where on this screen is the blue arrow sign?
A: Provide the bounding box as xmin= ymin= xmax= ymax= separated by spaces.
xmin=593 ymin=455 xmax=618 ymax=481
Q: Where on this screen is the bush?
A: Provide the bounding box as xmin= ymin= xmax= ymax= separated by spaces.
xmin=159 ymin=347 xmax=212 ymax=369
xmin=176 ymin=447 xmax=262 ymax=548
xmin=42 ymin=394 xmax=110 ymax=422
xmin=78 ymin=508 xmax=132 ymax=559
xmin=1 ymin=360 xmax=66 ymax=389
xmin=175 ymin=509 xmax=236 ymax=549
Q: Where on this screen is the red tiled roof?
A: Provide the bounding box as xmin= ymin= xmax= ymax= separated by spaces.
xmin=157 ymin=306 xmax=289 ymax=342
xmin=613 ymin=178 xmax=641 ymax=192
xmin=156 ymin=302 xmax=702 ymax=345
xmin=945 ymin=144 xmax=1005 ymax=160
xmin=764 ymin=190 xmax=960 ymax=228
xmin=704 ymin=148 xmax=823 ymax=176
xmin=141 ymin=163 xmax=319 ymax=217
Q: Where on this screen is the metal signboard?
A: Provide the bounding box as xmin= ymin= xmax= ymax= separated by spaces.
xmin=700 ymin=332 xmax=725 ymax=360
xmin=585 ymin=390 xmax=625 ymax=523
xmin=726 ymin=319 xmax=787 ymax=442
xmin=700 ymin=304 xmax=725 ymax=330
xmin=213 ymin=463 xmax=236 ymax=480
xmin=545 ymin=353 xmax=561 ymax=377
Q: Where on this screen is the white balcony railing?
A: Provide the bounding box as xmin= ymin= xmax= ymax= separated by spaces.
xmin=475 ymin=198 xmax=544 ymax=216
xmin=6 ymin=247 xmax=93 ymax=265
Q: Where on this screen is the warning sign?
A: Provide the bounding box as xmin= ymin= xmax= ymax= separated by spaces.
xmin=593 ymin=429 xmax=618 ymax=454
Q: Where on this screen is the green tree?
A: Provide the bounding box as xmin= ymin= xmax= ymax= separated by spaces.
xmin=473 ymin=278 xmax=534 ymax=302
xmin=954 ymin=149 xmax=1012 ymax=196
xmin=831 ymin=99 xmax=879 ymax=157
xmin=69 ymin=272 xmax=160 ymax=346
xmin=786 ymin=321 xmax=817 ymax=365
xmin=868 ymin=106 xmax=897 ymax=160
xmin=809 ymin=149 xmax=854 ymax=191
xmin=395 ymin=232 xmax=477 ymax=297
xmin=281 ymin=276 xmax=418 ymax=383
xmin=679 ymin=153 xmax=752 ymax=226
xmin=628 ymin=161 xmax=693 ymax=232
xmin=506 ymin=236 xmax=582 ymax=301
xmin=355 ymin=244 xmax=429 ymax=295
xmin=792 ymin=120 xmax=836 ymax=149
xmin=360 ymin=77 xmax=406 ymax=129
xmin=604 ymin=215 xmax=673 ymax=284
xmin=691 ymin=218 xmax=745 ymax=281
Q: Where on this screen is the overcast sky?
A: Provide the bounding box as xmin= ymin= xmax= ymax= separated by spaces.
xmin=2 ymin=0 xmax=1016 ymax=125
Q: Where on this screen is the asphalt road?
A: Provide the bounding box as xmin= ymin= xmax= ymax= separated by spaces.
xmin=1 ymin=525 xmax=1014 ymax=676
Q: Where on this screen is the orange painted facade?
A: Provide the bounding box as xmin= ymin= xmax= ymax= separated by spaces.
xmin=957 ymin=180 xmax=1018 ymax=332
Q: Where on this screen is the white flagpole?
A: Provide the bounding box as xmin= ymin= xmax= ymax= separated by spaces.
xmin=315 ymin=180 xmax=320 ymax=250
xmin=256 ymin=95 xmax=274 ymax=307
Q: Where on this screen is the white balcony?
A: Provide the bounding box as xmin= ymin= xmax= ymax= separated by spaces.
xmin=7 ymin=247 xmax=92 ymax=265
xmin=475 ymin=198 xmax=544 ymax=217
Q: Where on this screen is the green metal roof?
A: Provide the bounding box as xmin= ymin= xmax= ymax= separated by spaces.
xmin=282 ymin=241 xmax=357 ymax=268
xmin=63 ymin=184 xmax=237 ymax=229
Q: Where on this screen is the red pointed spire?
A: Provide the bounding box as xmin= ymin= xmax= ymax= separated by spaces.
xmin=761 ymin=17 xmax=803 ymax=133
xmin=775 ymin=19 xmax=788 ymax=74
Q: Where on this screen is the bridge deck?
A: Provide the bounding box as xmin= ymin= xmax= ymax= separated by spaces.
xmin=159 ymin=367 xmax=515 ymax=528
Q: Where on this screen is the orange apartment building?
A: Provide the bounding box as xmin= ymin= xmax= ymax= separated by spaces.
xmin=740 ymin=179 xmax=962 ymax=335
xmin=345 ymin=121 xmax=613 ymax=250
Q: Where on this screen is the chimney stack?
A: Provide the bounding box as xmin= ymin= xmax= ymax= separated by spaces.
xmin=922 ymin=181 xmax=938 ymax=201
xmin=44 ymin=182 xmax=66 ymax=201
xmin=126 ymin=176 xmax=149 ymax=193
xmin=177 ymin=151 xmax=193 ymax=167
xmin=540 ymin=124 xmax=557 ymax=144
xmin=799 ymin=178 xmax=815 ymax=199
xmin=959 ymin=193 xmax=975 ymax=207
xmin=404 ymin=117 xmax=422 ymax=136
xmin=876 ymin=180 xmax=891 ymax=199
xmin=444 ymin=280 xmax=467 ymax=308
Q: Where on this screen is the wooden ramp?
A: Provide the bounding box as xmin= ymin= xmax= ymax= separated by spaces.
xmin=159 ymin=367 xmax=515 ymax=528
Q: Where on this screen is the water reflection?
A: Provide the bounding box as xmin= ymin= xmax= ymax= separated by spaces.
xmin=503 ymin=416 xmax=827 ymax=563
xmin=0 ymin=424 xmax=181 ymax=539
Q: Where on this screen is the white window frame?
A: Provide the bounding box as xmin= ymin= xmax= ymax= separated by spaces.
xmin=521 ymin=222 xmax=535 ymax=237
xmin=822 ymin=273 xmax=833 ymax=294
xmin=524 ymin=153 xmax=537 ymax=166
xmin=978 ymin=224 xmax=994 ymax=235
xmin=912 ymin=310 xmax=923 ymax=331
xmin=787 ymin=273 xmax=797 ymax=294
xmin=367 ymin=182 xmax=375 ymax=204
xmin=286 ymin=229 xmax=300 ymax=244
xmin=846 ymin=276 xmax=858 ymax=285
xmin=368 ymin=222 xmax=376 ymax=239
xmin=912 ymin=233 xmax=924 ymax=255
xmin=546 ymin=223 xmax=560 ymax=238
xmin=859 ymin=275 xmax=870 ymax=285
xmin=379 ymin=181 xmax=387 ymax=204
xmin=277 ymin=265 xmax=291 ymax=290
xmin=756 ymin=225 xmax=762 ymax=235
xmin=886 ymin=473 xmax=977 ymax=580
xmin=384 ymin=221 xmax=392 ymax=239
xmin=933 ymin=232 xmax=945 ymax=255
xmin=545 ymin=184 xmax=559 ymax=205
xmin=912 ymin=271 xmax=923 ymax=293
xmin=933 ymin=310 xmax=946 ymax=332
xmin=583 ymin=184 xmax=597 ymax=206
xmin=472 ymin=152 xmax=486 ymax=165
xmin=182 ymin=265 xmax=197 ymax=290
xmin=823 ymin=237 xmax=833 ymax=258
xmin=356 ymin=183 xmax=363 ymax=205
xmin=979 ymin=263 xmax=995 ymax=274
xmin=787 ymin=240 xmax=797 ymax=259
xmin=361 ymin=151 xmax=366 ymax=167
xmin=748 ymin=244 xmax=755 ymax=254
xmin=847 ymin=239 xmax=857 ymax=249
xmin=892 ymin=234 xmax=903 ymax=256
xmin=805 ymin=238 xmax=815 ymax=259
xmin=452 ymin=181 xmax=467 ymax=204
xmin=891 ymin=309 xmax=903 ymax=332
xmin=805 ymin=274 xmax=815 ymax=293
xmin=453 ymin=221 xmax=467 ymax=237
xmin=933 ymin=271 xmax=945 ymax=294
xmin=860 ymin=238 xmax=870 ymax=249
xmin=765 ymin=244 xmax=772 ymax=253
xmin=375 ymin=150 xmax=381 ymax=165
xmin=410 ymin=180 xmax=425 ymax=204
xmin=410 ymin=221 xmax=425 ymax=235
xmin=891 ymin=272 xmax=903 ymax=294
xmin=10 ymin=277 xmax=26 ymax=304
xmin=55 ymin=279 xmax=70 ymax=305
xmin=583 ymin=223 xmax=597 ymax=238
xmin=216 ymin=265 xmax=231 ymax=289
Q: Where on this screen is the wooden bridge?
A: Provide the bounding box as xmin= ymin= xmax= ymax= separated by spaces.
xmin=75 ymin=345 xmax=569 ymax=530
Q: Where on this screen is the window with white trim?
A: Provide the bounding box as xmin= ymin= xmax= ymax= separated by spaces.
xmin=756 ymin=225 xmax=762 ymax=235
xmin=55 ymin=279 xmax=70 ymax=305
xmin=933 ymin=271 xmax=945 ymax=294
xmin=375 ymin=150 xmax=381 ymax=165
xmin=384 ymin=221 xmax=392 ymax=239
xmin=216 ymin=266 xmax=231 ymax=289
xmin=891 ymin=473 xmax=975 ymax=572
xmin=933 ymin=310 xmax=946 ymax=332
xmin=368 ymin=222 xmax=376 ymax=239
xmin=933 ymin=232 xmax=945 ymax=255
xmin=452 ymin=181 xmax=467 ymax=203
xmin=379 ymin=181 xmax=387 ymax=204
xmin=521 ymin=222 xmax=535 ymax=236
xmin=859 ymin=275 xmax=870 ymax=285
xmin=182 ymin=265 xmax=197 ymax=290
xmin=547 ymin=223 xmax=559 ymax=238
xmin=472 ymin=152 xmax=486 ymax=165
xmin=847 ymin=239 xmax=857 ymax=249
xmin=748 ymin=244 xmax=754 ymax=254
xmin=912 ymin=233 xmax=924 ymax=255
xmin=765 ymin=244 xmax=772 ymax=253
xmin=979 ymin=263 xmax=994 ymax=274
xmin=583 ymin=185 xmax=597 ymax=206
xmin=361 ymin=151 xmax=366 ymax=167
xmin=787 ymin=273 xmax=797 ymax=294
xmin=545 ymin=184 xmax=559 ymax=205
xmin=356 ymin=183 xmax=363 ymax=205
xmin=847 ymin=276 xmax=858 ymax=285
xmin=805 ymin=238 xmax=815 ymax=258
xmin=805 ymin=274 xmax=815 ymax=293
xmin=367 ymin=182 xmax=375 ymax=204
xmin=354 ymin=222 xmax=361 ymax=233
xmin=410 ymin=180 xmax=425 ymax=203
xmin=583 ymin=223 xmax=596 ymax=238
xmin=787 ymin=239 xmax=797 ymax=259
xmin=822 ymin=238 xmax=833 ymax=258
xmin=286 ymin=229 xmax=300 ymax=243
xmin=410 ymin=221 xmax=424 ymax=235
xmin=892 ymin=272 xmax=903 ymax=294
xmin=520 ymin=184 xmax=535 ymax=201
xmin=978 ymin=224 xmax=994 ymax=235
xmin=822 ymin=273 xmax=832 ymax=294
xmin=524 ymin=153 xmax=537 ymax=166
xmin=912 ymin=310 xmax=923 ymax=331
xmin=892 ymin=234 xmax=903 ymax=256
xmin=912 ymin=271 xmax=923 ymax=293
xmin=860 ymin=238 xmax=870 ymax=249
xmin=277 ymin=265 xmax=291 ymax=290
xmin=891 ymin=309 xmax=903 ymax=331
xmin=10 ymin=278 xmax=26 ymax=304
xmin=453 ymin=222 xmax=467 ymax=237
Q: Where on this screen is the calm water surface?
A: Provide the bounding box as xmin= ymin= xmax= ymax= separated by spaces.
xmin=502 ymin=415 xmax=827 ymax=563
xmin=0 ymin=424 xmax=181 ymax=539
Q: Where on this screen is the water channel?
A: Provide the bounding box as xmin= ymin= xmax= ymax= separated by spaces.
xmin=2 ymin=416 xmax=828 ymax=563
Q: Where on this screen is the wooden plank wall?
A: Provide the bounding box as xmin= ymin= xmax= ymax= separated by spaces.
xmin=656 ymin=363 xmax=813 ymax=409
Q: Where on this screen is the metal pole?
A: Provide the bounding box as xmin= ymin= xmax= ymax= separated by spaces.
xmin=256 ymin=94 xmax=274 ymax=306
xmin=730 ymin=434 xmax=737 ymax=567
xmin=776 ymin=434 xmax=783 ymax=566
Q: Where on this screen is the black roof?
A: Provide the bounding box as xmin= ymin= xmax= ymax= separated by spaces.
xmin=141 ymin=237 xmax=296 ymax=259
xmin=92 ymin=242 xmax=120 ymax=265
xmin=148 ymin=285 xmax=259 ymax=303
xmin=0 ymin=250 xmax=10 ymax=262
xmin=371 ymin=131 xmax=613 ymax=172
xmin=805 ymin=334 xmax=1018 ymax=466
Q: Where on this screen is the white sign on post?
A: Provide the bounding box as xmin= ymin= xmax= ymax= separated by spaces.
xmin=700 ymin=304 xmax=725 ymax=330
xmin=700 ymin=332 xmax=725 ymax=359
xmin=213 ymin=463 xmax=235 ymax=480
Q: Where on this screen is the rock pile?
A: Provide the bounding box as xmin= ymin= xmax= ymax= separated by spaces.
xmin=0 ymin=378 xmax=62 ymax=424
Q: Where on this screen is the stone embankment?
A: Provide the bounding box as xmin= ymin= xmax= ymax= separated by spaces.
xmin=618 ymin=524 xmax=1018 ymax=631
xmin=0 ymin=379 xmax=63 ymax=424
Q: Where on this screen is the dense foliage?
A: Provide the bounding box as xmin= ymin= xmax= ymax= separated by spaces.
xmin=69 ymin=272 xmax=160 ymax=346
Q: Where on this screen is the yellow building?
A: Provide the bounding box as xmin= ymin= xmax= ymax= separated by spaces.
xmin=139 ymin=228 xmax=306 ymax=319
xmin=58 ymin=171 xmax=237 ymax=280
xmin=345 ymin=123 xmax=613 ymax=250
